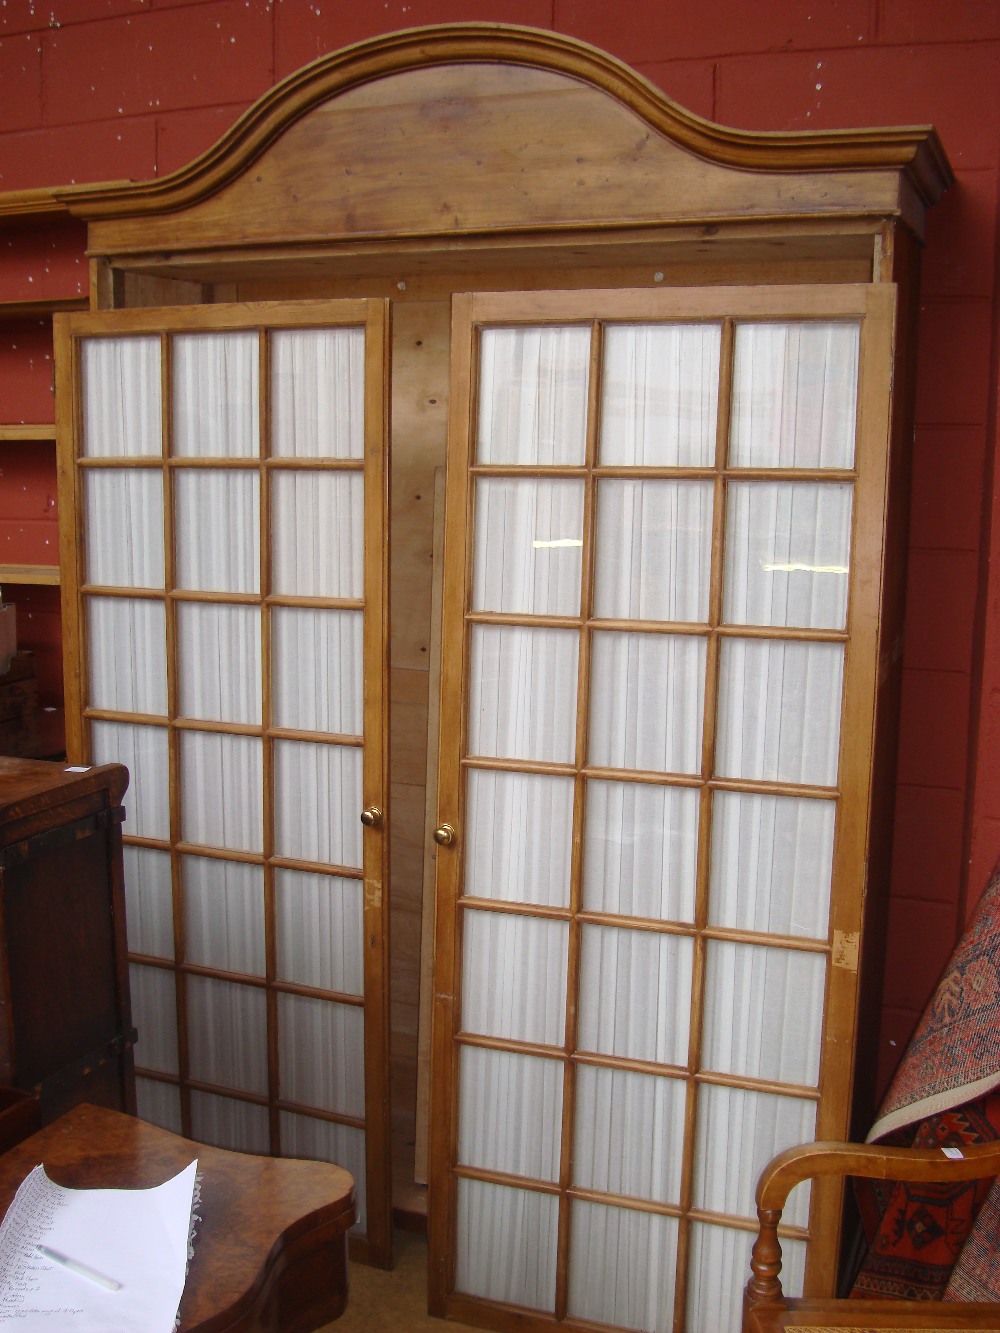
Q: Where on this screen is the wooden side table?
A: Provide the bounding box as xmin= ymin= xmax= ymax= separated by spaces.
xmin=0 ymin=1103 xmax=356 ymax=1332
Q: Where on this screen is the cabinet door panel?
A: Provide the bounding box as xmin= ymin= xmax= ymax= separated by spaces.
xmin=58 ymin=300 xmax=392 ymax=1265
xmin=430 ymin=285 xmax=895 ymax=1330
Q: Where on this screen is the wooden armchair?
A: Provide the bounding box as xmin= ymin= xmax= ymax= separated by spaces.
xmin=744 ymin=1138 xmax=1000 ymax=1331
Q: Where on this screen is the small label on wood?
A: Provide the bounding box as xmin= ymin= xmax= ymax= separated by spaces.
xmin=832 ymin=930 xmax=860 ymax=972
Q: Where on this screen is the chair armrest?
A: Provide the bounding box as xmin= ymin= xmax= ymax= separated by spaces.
xmin=745 ymin=1138 xmax=1000 ymax=1313
xmin=756 ymin=1137 xmax=1000 ymax=1214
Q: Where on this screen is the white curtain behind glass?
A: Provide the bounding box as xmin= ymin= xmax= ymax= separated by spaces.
xmin=176 ymin=602 xmax=261 ymax=725
xmin=600 ymin=323 xmax=721 ymax=466
xmin=182 ymin=855 xmax=265 ymax=975
xmin=87 ymin=597 xmax=167 ymax=715
xmin=456 ymin=1179 xmax=559 ymax=1312
xmin=172 ymin=332 xmax=260 ymax=458
xmin=82 ymin=336 xmax=161 ymax=458
xmin=730 ymin=322 xmax=860 ymax=469
xmin=271 ymin=327 xmax=364 ymax=459
xmin=583 ymin=780 xmax=698 ymax=921
xmin=589 ymin=631 xmax=705 ymax=774
xmin=477 ymin=326 xmax=590 ymax=466
xmin=174 ymin=470 xmax=260 ymax=594
xmin=85 ymin=471 xmax=164 ymax=589
xmin=191 ymin=1089 xmax=270 ymax=1154
xmin=594 ymin=479 xmax=713 ymax=622
xmin=458 ymin=1046 xmax=563 ymax=1182
xmin=464 ymin=769 xmax=574 ymax=908
xmin=469 ymin=625 xmax=579 ymax=764
xmin=578 ymin=925 xmax=693 ymax=1066
xmin=122 ymin=845 xmax=174 ymax=959
xmin=573 ymin=1064 xmax=686 ymax=1204
xmin=461 ymin=911 xmax=568 ymax=1047
xmin=473 ymin=477 xmax=585 ymax=616
xmin=568 ymin=1203 xmax=678 ymax=1333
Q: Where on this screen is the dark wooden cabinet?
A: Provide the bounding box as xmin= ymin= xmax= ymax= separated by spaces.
xmin=0 ymin=758 xmax=136 ymax=1121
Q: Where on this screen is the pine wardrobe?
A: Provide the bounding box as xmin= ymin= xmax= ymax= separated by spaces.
xmin=38 ymin=23 xmax=952 ymax=1333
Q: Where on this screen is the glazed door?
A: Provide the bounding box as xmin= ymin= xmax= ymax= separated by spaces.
xmin=56 ymin=300 xmax=392 ymax=1264
xmin=429 ymin=285 xmax=896 ymax=1330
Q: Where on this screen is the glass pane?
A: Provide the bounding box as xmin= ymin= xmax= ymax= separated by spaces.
xmin=464 ymin=769 xmax=574 ymax=909
xmin=82 ymin=335 xmax=161 ymax=458
xmin=136 ymin=1077 xmax=182 ymax=1134
xmin=281 ymin=1112 xmax=368 ymax=1234
xmin=190 ymin=1090 xmax=270 ymax=1154
xmin=594 ymin=479 xmax=713 ymax=623
xmin=180 ymin=731 xmax=264 ymax=853
xmin=172 ymin=331 xmax=260 ymax=458
xmin=129 ymin=963 xmax=178 ymax=1074
xmin=273 ymin=740 xmax=362 ymax=868
xmin=187 ymin=975 xmax=267 ymax=1095
xmin=477 ymin=325 xmax=590 ymax=466
xmin=694 ymin=1084 xmax=816 ymax=1227
xmin=275 ymin=869 xmax=364 ymax=994
xmin=278 ymin=993 xmax=364 ymax=1117
xmin=271 ymin=327 xmax=365 ymax=460
xmin=568 ymin=1201 xmax=678 ymax=1332
xmin=271 ymin=608 xmax=362 ymax=735
xmin=174 ymin=469 xmax=260 ymax=594
xmin=600 ymin=322 xmax=721 ymax=467
xmin=182 ymin=855 xmax=265 ymax=976
xmin=578 ymin=925 xmax=693 ymax=1066
xmin=176 ymin=602 xmax=261 ymax=725
xmin=472 ymin=477 xmax=584 ymax=616
xmin=583 ymin=779 xmax=698 ymax=922
xmin=468 ymin=625 xmax=579 ymax=764
xmin=687 ymin=1224 xmax=805 ymax=1331
xmin=573 ymin=1065 xmax=686 ymax=1204
xmin=730 ymin=322 xmax=860 ymax=469
xmin=87 ymin=596 xmax=167 ymax=715
xmin=716 ymin=639 xmax=844 ymax=786
xmin=589 ymin=631 xmax=705 ymax=775
xmin=703 ymin=940 xmax=826 ymax=1085
xmin=710 ymin=791 xmax=835 ymax=939
xmin=271 ymin=471 xmax=363 ymax=598
xmin=85 ymin=471 xmax=164 ymax=589
xmin=91 ymin=720 xmax=169 ymax=840
xmin=455 ymin=1179 xmax=558 ymax=1312
xmin=724 ymin=481 xmax=853 ymax=629
xmin=461 ymin=910 xmax=568 ymax=1047
xmin=458 ymin=1046 xmax=563 ymax=1182
xmin=123 ymin=845 xmax=173 ymax=959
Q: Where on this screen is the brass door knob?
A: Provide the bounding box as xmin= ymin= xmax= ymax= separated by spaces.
xmin=433 ymin=823 xmax=456 ymax=846
xmin=361 ymin=806 xmax=384 ymax=828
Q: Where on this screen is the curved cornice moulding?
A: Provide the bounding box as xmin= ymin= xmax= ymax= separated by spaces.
xmin=0 ymin=23 xmax=953 ymax=227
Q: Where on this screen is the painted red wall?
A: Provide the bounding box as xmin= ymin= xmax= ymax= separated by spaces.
xmin=1 ymin=0 xmax=997 ymax=1098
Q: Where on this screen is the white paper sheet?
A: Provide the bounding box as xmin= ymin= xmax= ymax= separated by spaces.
xmin=0 ymin=1160 xmax=198 ymax=1332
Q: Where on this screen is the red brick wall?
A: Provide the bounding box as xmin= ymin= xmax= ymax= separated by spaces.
xmin=1 ymin=0 xmax=997 ymax=1097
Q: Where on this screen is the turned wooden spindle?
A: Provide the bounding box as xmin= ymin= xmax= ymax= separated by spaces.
xmin=745 ymin=1205 xmax=787 ymax=1311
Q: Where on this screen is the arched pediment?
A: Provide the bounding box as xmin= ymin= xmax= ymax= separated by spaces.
xmin=51 ymin=24 xmax=950 ymax=260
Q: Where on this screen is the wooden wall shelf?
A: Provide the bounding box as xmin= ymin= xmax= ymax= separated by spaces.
xmin=0 ymin=565 xmax=60 ymax=587
xmin=0 ymin=425 xmax=56 ymax=442
xmin=0 ymin=298 xmax=87 ymax=322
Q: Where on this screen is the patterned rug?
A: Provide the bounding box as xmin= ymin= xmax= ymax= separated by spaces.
xmin=851 ymin=859 xmax=1000 ymax=1303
